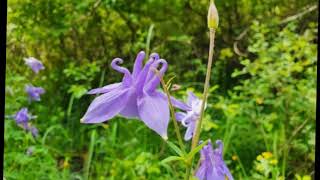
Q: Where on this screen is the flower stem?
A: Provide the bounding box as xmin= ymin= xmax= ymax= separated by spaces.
xmin=185 ymin=28 xmax=216 ymax=179
xmin=154 ymin=69 xmax=185 ymax=153
xmin=191 ymin=28 xmax=215 ymax=150
xmin=84 ymin=130 xmax=96 ymax=180
xmin=184 ymin=166 xmax=192 ymax=180
xmin=146 ymin=24 xmax=154 ymax=58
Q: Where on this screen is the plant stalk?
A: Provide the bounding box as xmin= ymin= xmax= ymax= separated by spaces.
xmin=185 ymin=166 xmax=192 ymax=180
xmin=185 ymin=28 xmax=216 ymax=179
xmin=154 ymin=69 xmax=185 ymax=152
xmin=191 ymin=28 xmax=215 ymax=150
xmin=84 ymin=130 xmax=96 ymax=180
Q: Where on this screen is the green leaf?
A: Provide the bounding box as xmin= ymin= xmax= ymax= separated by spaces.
xmin=185 ymin=140 xmax=209 ymax=160
xmin=160 ymin=156 xmax=184 ymax=164
xmin=165 ymin=75 xmax=176 ymax=87
xmin=68 ymin=85 xmax=88 ymax=99
xmin=166 ymin=141 xmax=185 ymax=156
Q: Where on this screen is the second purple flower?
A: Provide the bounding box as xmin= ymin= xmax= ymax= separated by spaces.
xmin=25 ymin=84 xmax=45 ymax=102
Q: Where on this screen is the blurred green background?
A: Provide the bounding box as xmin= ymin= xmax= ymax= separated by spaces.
xmin=5 ymin=0 xmax=317 ymax=179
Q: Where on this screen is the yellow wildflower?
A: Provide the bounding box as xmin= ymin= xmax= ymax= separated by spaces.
xmin=257 ymin=155 xmax=263 ymax=161
xmin=270 ymin=159 xmax=278 ymax=165
xmin=262 ymin=152 xmax=273 ymax=159
xmin=232 ymin=155 xmax=238 ymax=161
xmin=256 ymin=164 xmax=264 ymax=172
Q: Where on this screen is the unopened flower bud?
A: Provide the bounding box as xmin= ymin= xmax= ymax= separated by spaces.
xmin=207 ymin=0 xmax=219 ymax=29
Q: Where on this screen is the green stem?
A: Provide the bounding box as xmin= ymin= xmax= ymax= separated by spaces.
xmin=186 ymin=28 xmax=216 ymax=180
xmin=146 ymin=24 xmax=154 ymax=58
xmin=67 ymin=94 xmax=75 ymax=148
xmin=84 ymin=130 xmax=96 ymax=180
xmin=184 ymin=166 xmax=191 ymax=180
xmin=98 ymin=68 xmax=106 ymax=88
xmin=231 ymin=146 xmax=248 ymax=178
xmin=281 ymin=124 xmax=287 ymax=178
xmin=191 ymin=28 xmax=215 ymax=150
xmin=155 ymin=70 xmax=185 ymax=152
xmin=66 ymin=94 xmax=75 ymax=118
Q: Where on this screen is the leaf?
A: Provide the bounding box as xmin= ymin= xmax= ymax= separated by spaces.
xmin=166 ymin=141 xmax=185 ymax=156
xmin=185 ymin=140 xmax=209 ymax=160
xmin=159 ymin=161 xmax=174 ymax=174
xmin=160 ymin=156 xmax=184 ymax=164
xmin=209 ymin=85 xmax=219 ymax=93
xmin=68 ymin=85 xmax=88 ymax=98
xmin=165 ymin=75 xmax=176 ymax=87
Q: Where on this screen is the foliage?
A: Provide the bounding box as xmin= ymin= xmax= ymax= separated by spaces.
xmin=214 ymin=21 xmax=317 ymax=179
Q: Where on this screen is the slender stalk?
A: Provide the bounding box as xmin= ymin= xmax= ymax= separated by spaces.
xmin=84 ymin=64 xmax=104 ymax=180
xmin=66 ymin=94 xmax=75 ymax=148
xmin=154 ymin=69 xmax=185 ymax=152
xmin=191 ymin=28 xmax=215 ymax=150
xmin=185 ymin=167 xmax=192 ymax=180
xmin=146 ymin=24 xmax=154 ymax=58
xmin=157 ymin=75 xmax=189 ymax=179
xmin=84 ymin=130 xmax=96 ymax=180
xmin=185 ymin=28 xmax=216 ymax=179
xmin=231 ymin=147 xmax=248 ymax=178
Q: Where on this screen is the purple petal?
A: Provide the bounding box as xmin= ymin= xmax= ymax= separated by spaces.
xmin=175 ymin=112 xmax=187 ymax=121
xmin=158 ymin=92 xmax=191 ymax=111
xmin=111 ymin=58 xmax=132 ymax=87
xmin=170 ymin=96 xmax=192 ymax=111
xmin=25 ymin=85 xmax=45 ymax=101
xmin=135 ymin=57 xmax=156 ymax=96
xmin=184 ymin=121 xmax=195 ymax=141
xmin=29 ymin=126 xmax=39 ymax=138
xmin=187 ymin=91 xmax=198 ymax=106
xmin=215 ymin=140 xmax=223 ymax=154
xmin=21 ymin=122 xmax=30 ymax=130
xmin=137 ymin=91 xmax=169 ymax=139
xmin=144 ymin=59 xmax=168 ymax=93
xmin=15 ymin=108 xmax=29 ymax=124
xmin=214 ymin=140 xmax=234 ymax=180
xmin=24 ymin=57 xmax=45 ymax=73
xmin=195 ymin=163 xmax=206 ymax=180
xmin=145 ymin=53 xmax=161 ymax=82
xmin=196 ymin=140 xmax=234 ymax=180
xmin=87 ymin=83 xmax=121 ymax=94
xmin=132 ymin=51 xmax=146 ymax=78
xmin=150 ymin=52 xmax=160 ymax=60
xmin=119 ymin=90 xmax=139 ymax=118
xmin=81 ymin=88 xmax=132 ymax=123
xmin=180 ymin=113 xmax=194 ymax=127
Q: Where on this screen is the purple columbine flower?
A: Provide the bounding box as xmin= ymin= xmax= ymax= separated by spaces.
xmin=81 ymin=51 xmax=191 ymax=139
xmin=28 ymin=126 xmax=39 ymax=138
xmin=14 ymin=108 xmax=38 ymax=137
xmin=14 ymin=108 xmax=30 ymax=129
xmin=25 ymin=84 xmax=45 ymax=102
xmin=24 ymin=57 xmax=45 ymax=74
xmin=175 ymin=91 xmax=205 ymax=141
xmin=195 ymin=140 xmax=234 ymax=180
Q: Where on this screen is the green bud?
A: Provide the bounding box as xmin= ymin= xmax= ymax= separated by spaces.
xmin=207 ymin=0 xmax=219 ymax=29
